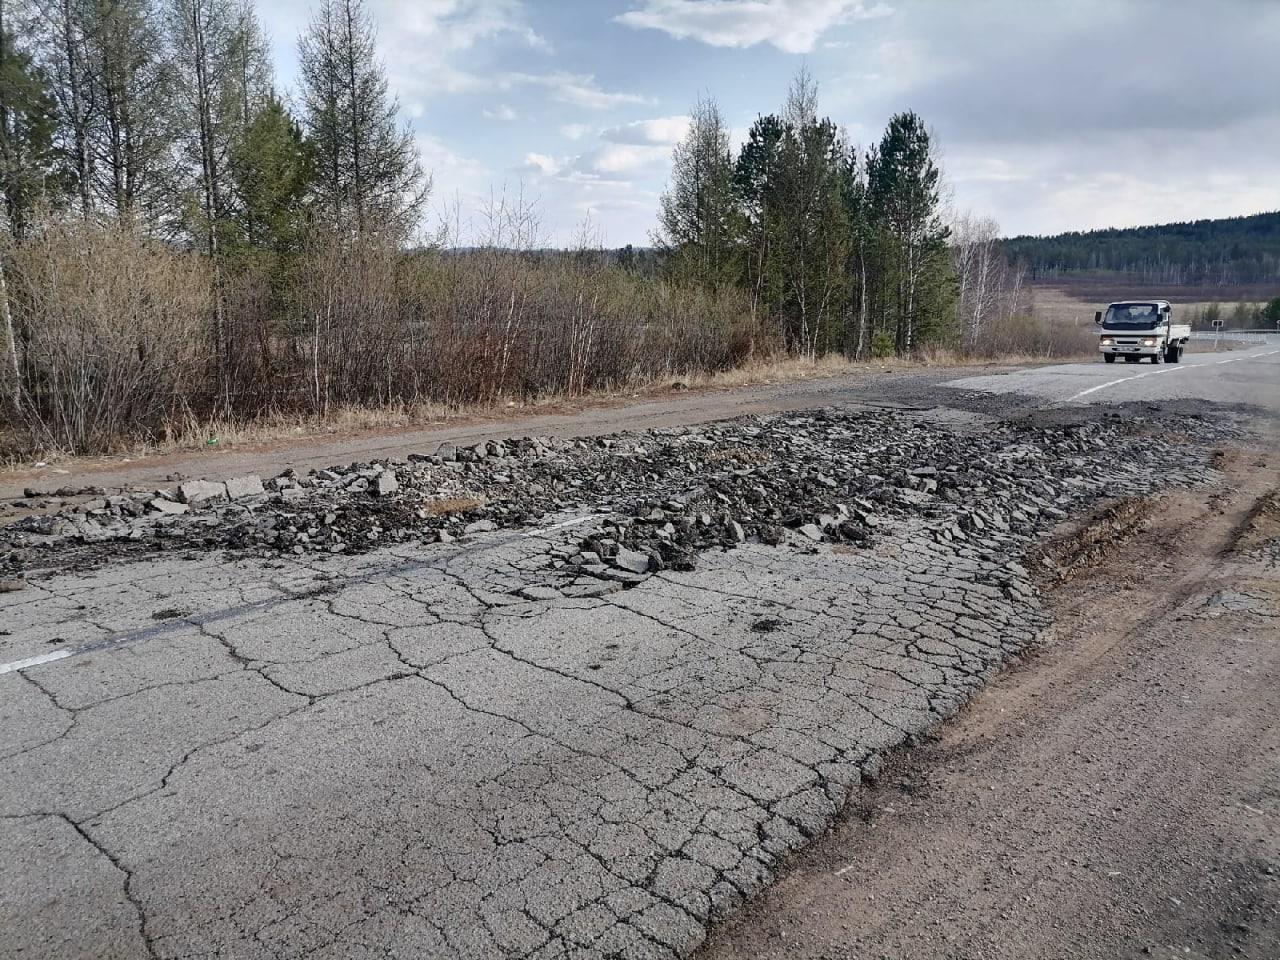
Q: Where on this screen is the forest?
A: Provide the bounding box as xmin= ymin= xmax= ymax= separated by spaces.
xmin=1004 ymin=211 xmax=1280 ymax=286
xmin=1 ymin=0 xmax=1050 ymax=454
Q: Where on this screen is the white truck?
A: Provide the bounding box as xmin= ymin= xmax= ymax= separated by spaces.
xmin=1094 ymin=300 xmax=1191 ymax=364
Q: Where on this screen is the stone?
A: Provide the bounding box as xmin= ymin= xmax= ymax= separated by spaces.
xmin=0 ymin=579 xmax=24 ymax=592
xmin=278 ymin=488 xmax=305 ymax=502
xmin=148 ymin=498 xmax=189 ymax=516
xmin=225 ymin=475 xmax=265 ymax=500
xmin=612 ymin=546 xmax=652 ymax=574
xmin=463 ymin=519 xmax=497 ymax=535
xmin=178 ymin=479 xmax=227 ymax=505
xmin=728 ymin=521 xmax=747 ymax=543
xmin=798 ymin=523 xmax=823 ymax=541
xmin=373 ymin=473 xmax=399 ymax=497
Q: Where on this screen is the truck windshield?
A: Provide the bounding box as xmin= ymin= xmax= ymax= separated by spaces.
xmin=1103 ymin=303 xmax=1161 ymax=328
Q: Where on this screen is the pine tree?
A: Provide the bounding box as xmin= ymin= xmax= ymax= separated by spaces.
xmin=654 ymin=95 xmax=738 ymax=290
xmin=1 ymin=0 xmax=66 ymax=239
xmin=866 ymin=111 xmax=949 ymax=355
xmin=734 ymin=112 xmax=786 ymax=318
xmin=771 ymin=104 xmax=850 ymax=356
xmin=734 ymin=72 xmax=851 ymax=356
xmin=839 ymin=147 xmax=871 ymax=359
xmin=228 ymin=93 xmax=311 ymax=255
xmin=297 ymin=0 xmax=427 ymax=238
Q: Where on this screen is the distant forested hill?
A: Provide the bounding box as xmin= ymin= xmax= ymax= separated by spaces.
xmin=1004 ymin=211 xmax=1280 ymax=286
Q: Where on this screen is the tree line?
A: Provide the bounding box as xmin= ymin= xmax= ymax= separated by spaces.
xmin=652 ymin=74 xmax=1041 ymax=361
xmin=0 ymin=3 xmax=1049 ymax=455
xmin=1003 ymin=211 xmax=1280 ymax=287
xmin=0 ymin=0 xmax=424 ymax=242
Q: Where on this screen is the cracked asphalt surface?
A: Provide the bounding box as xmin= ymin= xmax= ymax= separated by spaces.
xmin=2 ymin=346 xmax=1278 ymax=960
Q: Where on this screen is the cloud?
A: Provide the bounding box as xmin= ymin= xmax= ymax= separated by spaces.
xmin=616 ymin=0 xmax=892 ymax=54
xmin=517 ymin=152 xmax=563 ymax=176
xmin=599 ymin=115 xmax=690 ymax=145
xmin=843 ymin=1 xmax=1280 ymax=146
xmin=576 ymin=143 xmax=671 ymax=177
xmin=560 ymin=123 xmax=593 ymax=140
xmin=374 ymin=0 xmax=551 ymax=104
xmin=502 ymin=71 xmax=652 ymax=110
xmin=483 ymin=104 xmax=518 ymax=120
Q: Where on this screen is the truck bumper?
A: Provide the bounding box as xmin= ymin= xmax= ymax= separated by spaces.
xmin=1099 ymin=342 xmax=1159 ymax=356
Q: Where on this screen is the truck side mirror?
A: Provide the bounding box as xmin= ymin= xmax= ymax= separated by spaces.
xmin=1094 ymin=311 xmax=1102 ymax=324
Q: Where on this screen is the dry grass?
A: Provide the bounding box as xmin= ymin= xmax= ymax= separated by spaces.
xmin=418 ymin=497 xmax=486 ymax=516
xmin=0 ymin=352 xmax=991 ymax=471
xmin=1032 ymin=285 xmax=1268 ymax=327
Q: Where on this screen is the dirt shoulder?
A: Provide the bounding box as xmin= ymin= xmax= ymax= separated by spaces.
xmin=698 ymin=433 xmax=1280 ymax=960
xmin=0 ymin=362 xmax=1024 ymax=501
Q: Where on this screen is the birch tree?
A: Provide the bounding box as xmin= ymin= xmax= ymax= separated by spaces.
xmin=655 ymin=95 xmax=737 ymax=290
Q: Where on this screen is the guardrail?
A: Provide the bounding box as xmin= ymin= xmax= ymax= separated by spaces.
xmin=1188 ymin=329 xmax=1280 ymax=344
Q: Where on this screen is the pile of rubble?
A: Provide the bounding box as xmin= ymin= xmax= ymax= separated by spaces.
xmin=0 ymin=409 xmax=1228 ymax=580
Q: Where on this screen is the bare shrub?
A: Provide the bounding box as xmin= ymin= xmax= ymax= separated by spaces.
xmin=5 ymin=220 xmax=213 ymax=453
xmin=965 ymin=311 xmax=1096 ymax=360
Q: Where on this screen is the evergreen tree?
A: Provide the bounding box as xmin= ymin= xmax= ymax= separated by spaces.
xmin=654 ymin=95 xmax=737 ymax=289
xmin=1264 ymin=297 xmax=1280 ymax=328
xmin=771 ymin=94 xmax=850 ymax=356
xmin=733 ymin=73 xmax=851 ymax=356
xmin=839 ymin=147 xmax=871 ymax=358
xmin=297 ymin=0 xmax=427 ymax=238
xmin=1 ymin=0 xmax=66 ymax=238
xmin=734 ymin=111 xmax=787 ymax=317
xmin=228 ymin=92 xmax=311 ymax=255
xmin=866 ymin=111 xmax=949 ymax=355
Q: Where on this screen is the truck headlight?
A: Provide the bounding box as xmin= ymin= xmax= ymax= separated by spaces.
xmin=1101 ymin=338 xmax=1113 ymax=345
xmin=1143 ymin=338 xmax=1156 ymax=346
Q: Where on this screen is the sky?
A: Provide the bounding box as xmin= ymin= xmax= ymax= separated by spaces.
xmin=258 ymin=0 xmax=1280 ymax=247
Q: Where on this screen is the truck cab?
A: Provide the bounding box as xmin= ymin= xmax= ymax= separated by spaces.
xmin=1095 ymin=300 xmax=1190 ymax=364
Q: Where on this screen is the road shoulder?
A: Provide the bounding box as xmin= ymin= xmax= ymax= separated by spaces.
xmin=698 ymin=438 xmax=1280 ymax=960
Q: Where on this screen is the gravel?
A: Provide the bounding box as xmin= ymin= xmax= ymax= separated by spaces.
xmin=0 ymin=408 xmax=1231 ymax=580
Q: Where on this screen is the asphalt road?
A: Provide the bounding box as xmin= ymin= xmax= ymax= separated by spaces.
xmin=2 ymin=347 xmax=1277 ymax=960
xmin=944 ymin=339 xmax=1280 ymax=410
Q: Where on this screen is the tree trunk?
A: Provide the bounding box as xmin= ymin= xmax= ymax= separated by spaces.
xmin=342 ymin=0 xmax=364 ymax=232
xmin=0 ymin=255 xmax=21 ymax=410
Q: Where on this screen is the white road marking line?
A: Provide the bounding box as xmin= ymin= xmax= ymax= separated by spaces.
xmin=0 ymin=649 xmax=73 ymax=675
xmin=1067 ymin=364 xmax=1185 ymax=402
xmin=834 ymin=864 xmax=857 ymax=877
xmin=5 ymin=516 xmax=608 ymax=677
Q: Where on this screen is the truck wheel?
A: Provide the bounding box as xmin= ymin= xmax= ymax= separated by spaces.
xmin=1165 ymin=344 xmax=1179 ymax=363
xmin=1151 ymin=351 xmax=1162 ymax=364
xmin=1104 ymin=353 xmax=1116 ymax=363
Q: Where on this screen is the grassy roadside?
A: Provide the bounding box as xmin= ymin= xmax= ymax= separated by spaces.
xmin=1 ymin=352 xmax=1059 ymax=474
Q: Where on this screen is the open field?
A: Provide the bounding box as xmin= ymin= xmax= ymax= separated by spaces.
xmin=1031 ymin=283 xmax=1273 ymax=327
xmin=1030 ymin=277 xmax=1280 ymax=305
